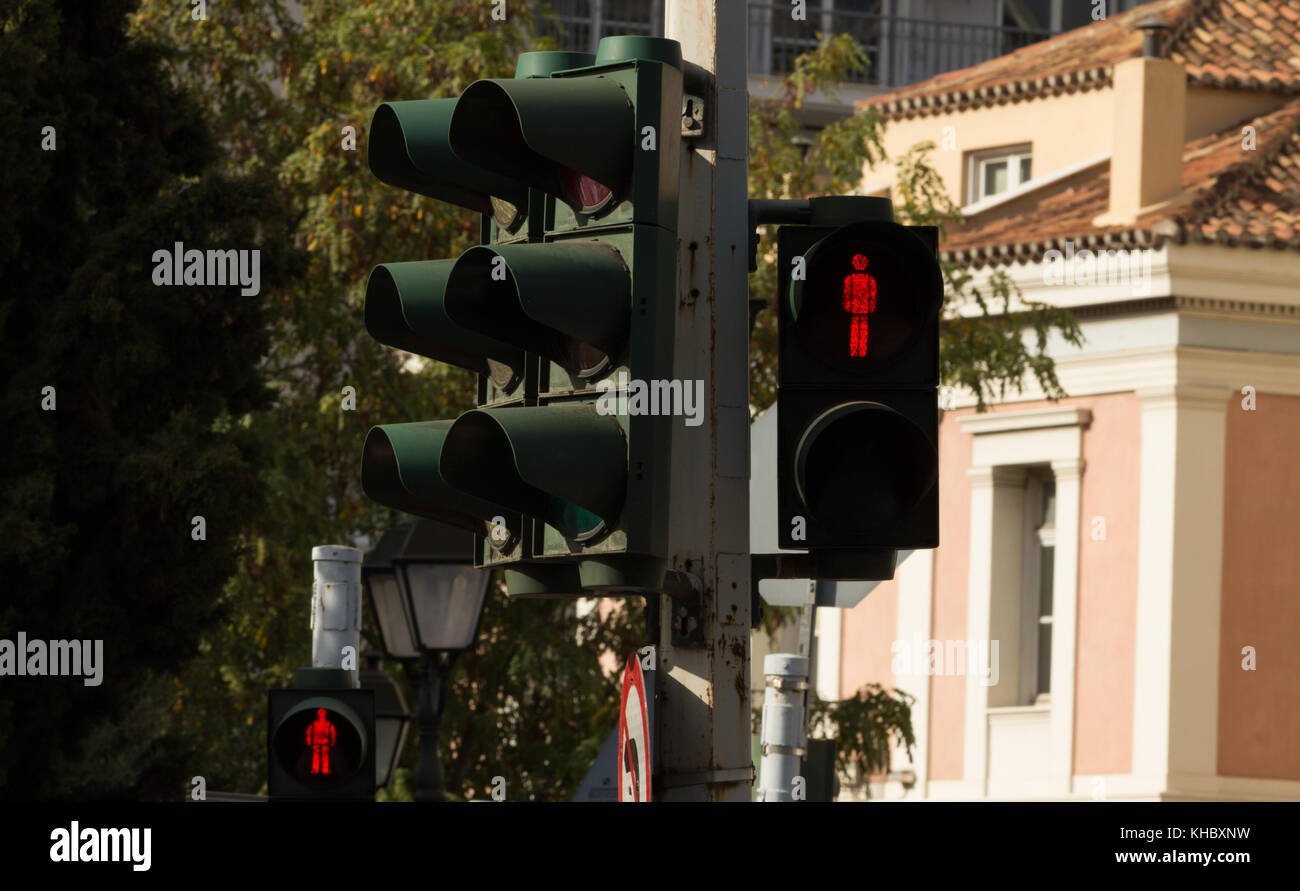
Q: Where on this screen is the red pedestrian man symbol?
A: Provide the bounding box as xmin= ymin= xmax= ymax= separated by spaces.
xmin=842 ymin=253 xmax=877 ymax=357
xmin=305 ymin=708 xmax=337 ymax=775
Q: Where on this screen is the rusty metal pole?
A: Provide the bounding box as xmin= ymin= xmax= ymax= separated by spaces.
xmin=658 ymin=0 xmax=752 ymax=801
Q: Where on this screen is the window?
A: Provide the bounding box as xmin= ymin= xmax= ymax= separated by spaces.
xmin=1003 ymin=0 xmax=1052 ymax=30
xmin=1002 ymin=0 xmax=1152 ymax=34
xmin=749 ymin=0 xmax=886 ymax=84
xmin=1021 ymin=471 xmax=1055 ymax=705
xmin=966 ymin=145 xmax=1033 ymax=204
xmin=537 ymin=0 xmax=662 ymax=55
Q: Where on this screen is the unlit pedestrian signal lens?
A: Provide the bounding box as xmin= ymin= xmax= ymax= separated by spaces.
xmin=796 ymin=402 xmax=937 ymax=534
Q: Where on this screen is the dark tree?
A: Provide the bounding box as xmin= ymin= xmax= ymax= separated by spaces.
xmin=0 ymin=0 xmax=298 ymax=799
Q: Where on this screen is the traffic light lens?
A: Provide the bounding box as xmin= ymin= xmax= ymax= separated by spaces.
xmin=549 ymin=497 xmax=607 ymax=541
xmin=797 ymin=244 xmax=911 ymax=366
xmin=789 ymin=223 xmax=942 ymax=374
xmin=273 ymin=705 xmax=365 ymax=784
xmin=486 ymin=357 xmax=519 ymax=391
xmin=561 ymin=168 xmax=614 ymax=215
xmin=490 ymin=196 xmax=525 ymax=233
xmin=562 ymin=340 xmax=611 ymax=379
xmin=797 ymin=402 xmax=937 ymax=533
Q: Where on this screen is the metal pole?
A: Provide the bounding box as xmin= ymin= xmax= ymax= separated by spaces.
xmin=757 ymin=654 xmax=808 ymax=801
xmin=659 ymin=0 xmax=752 ymax=802
xmin=412 ymin=651 xmax=449 ymax=802
xmin=310 ymin=545 xmax=362 ymax=687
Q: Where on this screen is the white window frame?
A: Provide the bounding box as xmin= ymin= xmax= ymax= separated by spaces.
xmin=966 ymin=144 xmax=1033 ymax=205
xmin=1020 ymin=471 xmax=1056 ymax=706
xmin=959 ymin=406 xmax=1088 ymax=798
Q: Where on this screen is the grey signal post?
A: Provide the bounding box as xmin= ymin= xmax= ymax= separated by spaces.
xmin=656 ymin=1 xmax=753 ymax=802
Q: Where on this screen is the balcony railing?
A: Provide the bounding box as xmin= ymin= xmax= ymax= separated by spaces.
xmin=535 ymin=1 xmax=1054 ymax=90
xmin=536 ymin=0 xmax=662 ymax=56
xmin=747 ymin=2 xmax=1053 ymax=88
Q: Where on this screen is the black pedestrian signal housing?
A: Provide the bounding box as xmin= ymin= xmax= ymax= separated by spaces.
xmin=777 ymin=198 xmax=942 ymax=561
xmin=268 ymin=668 xmax=376 ymax=802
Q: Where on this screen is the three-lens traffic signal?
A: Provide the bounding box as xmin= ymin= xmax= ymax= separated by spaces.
xmin=361 ymin=37 xmax=685 ymax=596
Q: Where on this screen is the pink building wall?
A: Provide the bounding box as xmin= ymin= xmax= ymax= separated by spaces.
xmin=927 ymin=405 xmax=974 ymax=781
xmin=838 ymin=577 xmax=898 ymax=703
xmin=1072 ymin=393 xmax=1141 ymax=776
xmin=837 ymin=392 xmax=1144 ymax=783
xmin=1217 ymin=392 xmax=1300 ymax=780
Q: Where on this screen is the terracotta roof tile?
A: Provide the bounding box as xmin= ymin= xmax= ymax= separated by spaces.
xmin=859 ymin=0 xmax=1300 ymax=121
xmin=939 ymin=99 xmax=1300 ymax=265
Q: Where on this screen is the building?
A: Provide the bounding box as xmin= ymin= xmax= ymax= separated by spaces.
xmin=537 ymin=1 xmax=1160 ymax=118
xmin=807 ymin=0 xmax=1300 ymax=801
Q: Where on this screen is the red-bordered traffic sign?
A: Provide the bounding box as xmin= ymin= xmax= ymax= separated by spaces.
xmin=618 ymin=654 xmax=651 ymax=802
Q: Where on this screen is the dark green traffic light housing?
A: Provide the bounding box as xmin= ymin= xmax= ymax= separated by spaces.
xmin=449 ymin=35 xmax=682 ymax=232
xmin=361 ymin=38 xmax=684 ymax=596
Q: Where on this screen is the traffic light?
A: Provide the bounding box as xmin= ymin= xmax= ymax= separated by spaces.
xmin=361 ymin=37 xmax=685 ymax=597
xmin=268 ymin=668 xmax=375 ymax=802
xmin=776 ymin=197 xmax=942 ymax=567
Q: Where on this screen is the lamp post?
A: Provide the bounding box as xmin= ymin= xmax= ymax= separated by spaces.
xmin=362 ymin=519 xmax=492 ymax=802
xmin=359 ymin=660 xmax=412 ymax=790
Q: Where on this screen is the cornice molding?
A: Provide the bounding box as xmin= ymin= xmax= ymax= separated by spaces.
xmin=958 ymin=406 xmax=1092 ymax=436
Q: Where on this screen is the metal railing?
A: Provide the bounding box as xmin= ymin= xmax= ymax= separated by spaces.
xmin=746 ymin=2 xmax=1053 ymax=87
xmin=534 ymin=1 xmax=1054 ymax=89
xmin=536 ymin=0 xmax=663 ymax=56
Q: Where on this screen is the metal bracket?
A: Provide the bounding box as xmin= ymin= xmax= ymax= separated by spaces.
xmin=658 ymin=766 xmax=755 ymax=789
xmin=746 ymin=198 xmax=812 ymax=272
xmin=751 ymin=549 xmax=898 ymax=583
xmin=766 ymin=676 xmax=809 ymax=692
xmin=760 ymin=743 xmax=806 ymax=758
xmin=681 ymin=93 xmax=704 ymax=138
xmin=663 ymin=569 xmax=705 ymax=646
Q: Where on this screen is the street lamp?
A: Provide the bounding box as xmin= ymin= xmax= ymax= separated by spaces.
xmin=359 ymin=662 xmax=412 ymax=790
xmin=362 ymin=519 xmax=492 ymax=802
xmin=361 ymin=522 xmax=421 ymax=661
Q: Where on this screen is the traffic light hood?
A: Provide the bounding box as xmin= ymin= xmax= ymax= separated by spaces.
xmin=444 ymin=242 xmax=631 ymax=377
xmin=449 ymin=76 xmax=635 ymax=213
xmin=362 ymin=421 xmax=517 ymax=536
xmin=365 ymin=261 xmax=525 ymax=387
xmin=368 ymin=99 xmax=528 ymax=217
xmin=440 ymin=405 xmax=627 ymax=542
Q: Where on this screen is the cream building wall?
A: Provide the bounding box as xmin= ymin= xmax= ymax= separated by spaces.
xmin=860 ymin=85 xmax=1292 ymax=207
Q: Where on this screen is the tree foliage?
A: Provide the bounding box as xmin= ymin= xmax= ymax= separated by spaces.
xmin=5 ymin=7 xmax=1090 ymax=800
xmin=131 ymin=0 xmax=641 ymax=799
xmin=809 ymin=683 xmax=917 ymax=794
xmin=0 ymin=0 xmax=297 ymax=798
